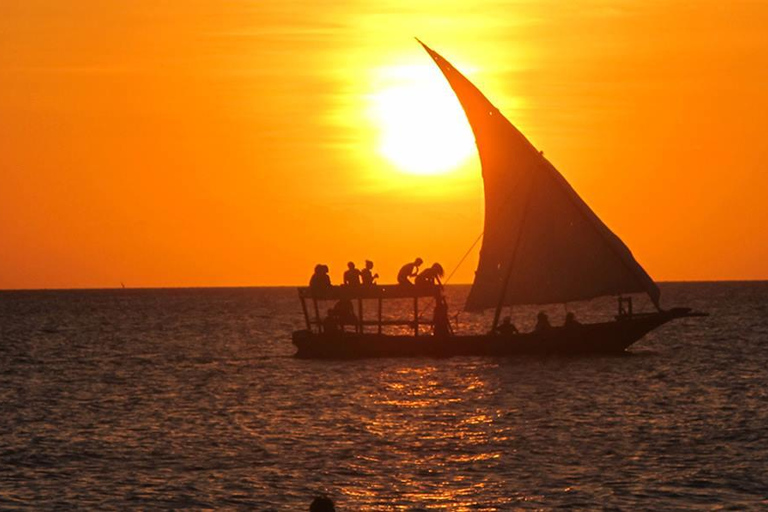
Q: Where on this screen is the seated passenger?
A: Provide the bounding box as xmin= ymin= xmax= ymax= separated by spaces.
xmin=343 ymin=261 xmax=361 ymax=286
xmin=331 ymin=299 xmax=358 ymax=327
xmin=415 ymin=263 xmax=444 ymax=287
xmin=397 ymin=257 xmax=423 ymax=286
xmin=535 ymin=311 xmax=551 ymax=332
xmin=361 ymin=260 xmax=379 ymax=286
xmin=494 ymin=315 xmax=518 ymax=335
xmin=564 ymin=312 xmax=581 ymax=328
xmin=309 ymin=264 xmax=332 ymax=291
xmin=322 ymin=308 xmax=339 ymax=334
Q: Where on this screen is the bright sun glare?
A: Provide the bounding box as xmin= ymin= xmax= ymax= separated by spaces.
xmin=369 ymin=64 xmax=475 ymax=176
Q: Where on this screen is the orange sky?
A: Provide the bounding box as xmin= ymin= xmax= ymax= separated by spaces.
xmin=1 ymin=0 xmax=767 ymax=289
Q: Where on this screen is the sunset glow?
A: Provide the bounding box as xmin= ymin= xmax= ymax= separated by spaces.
xmin=1 ymin=1 xmax=767 ymax=289
xmin=368 ymin=65 xmax=475 ymax=175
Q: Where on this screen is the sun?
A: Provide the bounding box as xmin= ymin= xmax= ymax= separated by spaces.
xmin=368 ymin=64 xmax=475 ymax=176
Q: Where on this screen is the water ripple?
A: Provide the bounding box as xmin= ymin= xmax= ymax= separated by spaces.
xmin=0 ymin=283 xmax=767 ymax=509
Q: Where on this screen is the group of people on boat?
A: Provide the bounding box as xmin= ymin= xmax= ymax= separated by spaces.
xmin=342 ymin=260 xmax=378 ymax=286
xmin=309 ymin=261 xmax=376 ymax=292
xmin=308 ymin=258 xmax=446 ymax=335
xmin=309 ymin=257 xmax=444 ymax=290
xmin=398 ymin=258 xmax=444 ymax=287
xmin=493 ymin=311 xmax=581 ymax=335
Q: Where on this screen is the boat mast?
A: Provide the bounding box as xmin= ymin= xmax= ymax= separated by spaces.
xmin=491 ymin=175 xmax=536 ymax=331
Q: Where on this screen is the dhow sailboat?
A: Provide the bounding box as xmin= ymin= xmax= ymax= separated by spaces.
xmin=292 ymin=41 xmax=705 ymax=358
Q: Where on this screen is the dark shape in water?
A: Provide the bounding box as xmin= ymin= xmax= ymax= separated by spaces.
xmin=309 ymin=496 xmax=336 ymax=512
xmin=292 ymin=41 xmax=706 ymax=358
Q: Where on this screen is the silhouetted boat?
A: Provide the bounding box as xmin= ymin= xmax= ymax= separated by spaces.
xmin=292 ymin=41 xmax=706 ymax=358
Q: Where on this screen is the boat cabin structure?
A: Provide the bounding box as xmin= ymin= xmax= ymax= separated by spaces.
xmin=297 ymin=284 xmax=446 ymax=337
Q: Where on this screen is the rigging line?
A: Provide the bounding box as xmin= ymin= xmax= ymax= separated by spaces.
xmin=443 ymin=156 xmax=534 ymax=289
xmin=416 ymin=167 xmax=527 ymax=322
xmin=415 ymin=172 xmax=530 ymax=322
xmin=444 ymin=230 xmax=484 ymax=286
xmin=415 ymin=230 xmax=483 ymax=322
xmin=492 ymin=171 xmax=537 ymax=330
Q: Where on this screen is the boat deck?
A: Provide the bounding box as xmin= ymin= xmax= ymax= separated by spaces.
xmin=292 ymin=307 xmax=707 ymax=358
xmin=298 ymin=284 xmax=443 ymax=300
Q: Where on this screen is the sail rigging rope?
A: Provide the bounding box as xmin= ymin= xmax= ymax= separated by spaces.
xmin=443 ymin=230 xmax=484 ymax=286
xmin=415 ymin=229 xmax=484 ymax=324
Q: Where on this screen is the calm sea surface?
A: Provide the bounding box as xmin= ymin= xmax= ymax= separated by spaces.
xmin=1 ymin=283 xmax=766 ymax=510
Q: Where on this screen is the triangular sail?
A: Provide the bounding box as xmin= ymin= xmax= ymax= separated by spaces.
xmin=420 ymin=41 xmax=660 ymax=311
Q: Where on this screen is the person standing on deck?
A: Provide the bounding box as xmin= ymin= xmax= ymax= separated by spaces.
xmin=397 ymin=257 xmax=423 ymax=286
xmin=361 ymin=260 xmax=378 ymax=286
xmin=343 ymin=261 xmax=361 ymax=286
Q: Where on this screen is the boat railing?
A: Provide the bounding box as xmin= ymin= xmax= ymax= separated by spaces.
xmin=297 ymin=284 xmax=443 ymax=336
xmin=298 ymin=285 xmax=442 ymax=301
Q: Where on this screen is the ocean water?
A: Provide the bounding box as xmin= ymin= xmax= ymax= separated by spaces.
xmin=0 ymin=282 xmax=766 ymax=510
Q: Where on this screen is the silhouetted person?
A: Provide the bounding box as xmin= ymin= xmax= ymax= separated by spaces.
xmin=415 ymin=262 xmax=444 ymax=287
xmin=535 ymin=311 xmax=551 ymax=332
xmin=322 ymin=308 xmax=339 ymax=334
xmin=331 ymin=299 xmax=357 ymax=328
xmin=310 ymin=264 xmax=332 ymax=291
xmin=397 ymin=257 xmax=423 ymax=285
xmin=309 ymin=496 xmax=336 ymax=512
xmin=564 ymin=312 xmax=580 ymax=328
xmin=433 ymin=297 xmax=452 ymax=337
xmin=361 ymin=260 xmax=379 ymax=286
xmin=495 ymin=315 xmax=518 ymax=335
xmin=343 ymin=261 xmax=361 ymax=286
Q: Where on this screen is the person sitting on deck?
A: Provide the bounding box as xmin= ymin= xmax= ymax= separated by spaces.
xmin=535 ymin=311 xmax=552 ymax=332
xmin=564 ymin=311 xmax=581 ymax=328
xmin=415 ymin=263 xmax=444 ymax=288
xmin=343 ymin=261 xmax=361 ymax=286
xmin=397 ymin=258 xmax=424 ymax=286
xmin=331 ymin=299 xmax=357 ymax=328
xmin=309 ymin=264 xmax=332 ymax=291
xmin=361 ymin=260 xmax=379 ymax=286
xmin=494 ymin=315 xmax=518 ymax=335
xmin=397 ymin=258 xmax=423 ymax=286
xmin=322 ymin=308 xmax=339 ymax=334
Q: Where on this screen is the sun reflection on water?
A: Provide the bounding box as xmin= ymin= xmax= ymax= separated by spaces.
xmin=344 ymin=362 xmax=520 ymax=509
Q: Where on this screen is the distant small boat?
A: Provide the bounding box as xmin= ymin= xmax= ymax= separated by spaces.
xmin=293 ymin=41 xmax=705 ymax=358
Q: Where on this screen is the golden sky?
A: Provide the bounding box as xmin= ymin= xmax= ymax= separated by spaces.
xmin=1 ymin=0 xmax=767 ymax=289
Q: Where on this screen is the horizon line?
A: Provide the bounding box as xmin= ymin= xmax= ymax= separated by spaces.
xmin=2 ymin=279 xmax=768 ymax=293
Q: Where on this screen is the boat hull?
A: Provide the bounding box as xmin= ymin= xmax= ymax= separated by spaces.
xmin=292 ymin=308 xmax=702 ymax=359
